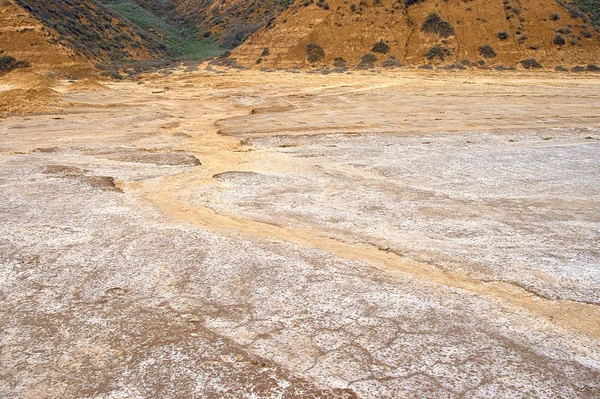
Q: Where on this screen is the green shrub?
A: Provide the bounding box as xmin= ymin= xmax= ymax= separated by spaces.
xmin=553 ymin=34 xmax=566 ymax=45
xmin=498 ymin=31 xmax=509 ymax=40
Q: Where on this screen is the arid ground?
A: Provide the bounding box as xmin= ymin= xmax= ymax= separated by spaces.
xmin=1 ymin=69 xmax=600 ymax=398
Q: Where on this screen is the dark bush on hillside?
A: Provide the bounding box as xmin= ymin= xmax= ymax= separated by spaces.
xmin=261 ymin=48 xmax=270 ymax=56
xmin=553 ymin=34 xmax=566 ymax=45
xmin=0 ymin=55 xmax=30 ymax=73
xmin=550 ymin=13 xmax=560 ymax=21
xmin=306 ymin=43 xmax=325 ymax=63
xmin=381 ymin=56 xmax=403 ymax=68
xmin=371 ymin=40 xmax=390 ymax=54
xmin=572 ymin=65 xmax=585 ymax=71
xmin=333 ymin=57 xmax=347 ymax=68
xmin=498 ymin=31 xmax=509 ymax=40
xmin=478 ymin=44 xmax=496 ymax=58
xmin=317 ymin=0 xmax=330 ymax=9
xmin=587 ymin=64 xmax=600 ymax=71
xmin=521 ymin=58 xmax=542 ymax=69
xmin=357 ymin=53 xmax=377 ymax=69
xmin=554 ymin=65 xmax=568 ymax=71
xmin=425 ymin=45 xmax=450 ymax=60
xmin=405 ymin=0 xmax=423 ymax=5
xmin=421 ymin=12 xmax=455 ymax=38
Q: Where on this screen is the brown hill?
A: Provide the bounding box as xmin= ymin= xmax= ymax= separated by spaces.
xmin=11 ymin=0 xmax=168 ymax=61
xmin=232 ymin=0 xmax=600 ymax=69
xmin=0 ymin=0 xmax=93 ymax=78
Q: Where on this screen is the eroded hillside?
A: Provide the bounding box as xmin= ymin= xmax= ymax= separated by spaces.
xmin=167 ymin=0 xmax=296 ymax=48
xmin=0 ymin=1 xmax=93 ymax=78
xmin=233 ymin=0 xmax=600 ymax=68
xmin=10 ymin=0 xmax=169 ymax=61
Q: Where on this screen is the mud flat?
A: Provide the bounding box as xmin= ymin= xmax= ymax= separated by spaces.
xmin=1 ymin=69 xmax=600 ymax=398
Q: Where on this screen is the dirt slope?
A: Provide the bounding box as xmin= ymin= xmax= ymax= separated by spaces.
xmin=10 ymin=0 xmax=169 ymax=61
xmin=232 ymin=0 xmax=600 ymax=68
xmin=0 ymin=1 xmax=93 ymax=79
xmin=167 ymin=0 xmax=295 ymax=48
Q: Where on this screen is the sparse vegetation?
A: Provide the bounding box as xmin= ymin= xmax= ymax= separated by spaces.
xmin=381 ymin=56 xmax=403 ymax=68
xmin=478 ymin=44 xmax=496 ymax=58
xmin=357 ymin=53 xmax=377 ymax=69
xmin=371 ymin=40 xmax=390 ymax=54
xmin=333 ymin=57 xmax=347 ymax=68
xmin=421 ymin=12 xmax=455 ymax=38
xmin=426 ymin=45 xmax=451 ymax=61
xmin=221 ymin=21 xmax=263 ymax=50
xmin=554 ymin=34 xmax=566 ymax=45
xmin=306 ymin=43 xmax=325 ymax=63
xmin=558 ymin=0 xmax=600 ymax=31
xmin=521 ymin=58 xmax=542 ymax=69
xmin=13 ymin=0 xmax=224 ymax=61
xmin=498 ymin=31 xmax=509 ymax=40
xmin=0 ymin=55 xmax=30 ymax=73
xmin=317 ymin=0 xmax=330 ymax=9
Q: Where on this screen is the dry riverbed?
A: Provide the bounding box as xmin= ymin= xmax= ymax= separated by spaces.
xmin=1 ymin=68 xmax=600 ymax=398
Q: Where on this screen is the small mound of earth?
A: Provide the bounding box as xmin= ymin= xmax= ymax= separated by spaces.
xmin=34 ymin=147 xmax=62 ymax=154
xmin=79 ymin=175 xmax=121 ymax=192
xmin=0 ymin=88 xmax=62 ymax=115
xmin=43 ymin=165 xmax=87 ymax=176
xmin=43 ymin=164 xmax=121 ymax=192
xmin=109 ymin=151 xmax=201 ymax=166
xmin=67 ymin=78 xmax=109 ymax=92
xmin=250 ymin=105 xmax=294 ymax=114
xmin=2 ymin=70 xmax=55 ymax=90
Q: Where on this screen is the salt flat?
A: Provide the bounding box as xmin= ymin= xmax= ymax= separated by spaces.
xmin=1 ymin=69 xmax=599 ymax=398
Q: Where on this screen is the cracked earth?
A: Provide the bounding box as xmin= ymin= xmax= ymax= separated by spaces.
xmin=1 ymin=69 xmax=600 ymax=398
